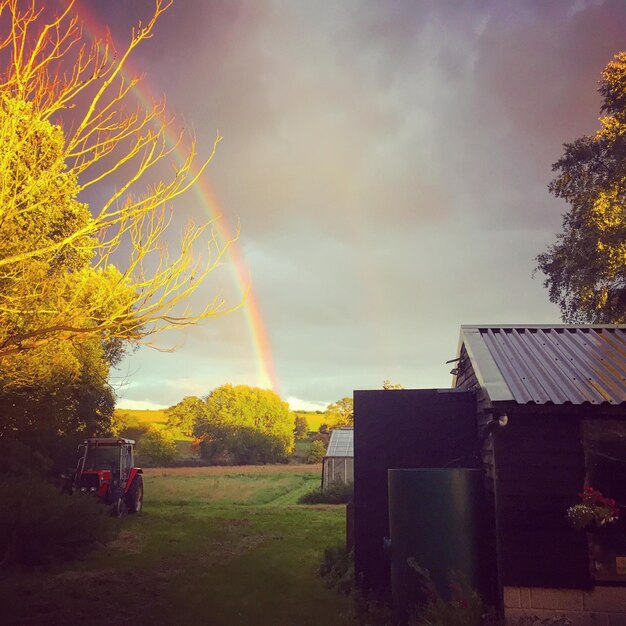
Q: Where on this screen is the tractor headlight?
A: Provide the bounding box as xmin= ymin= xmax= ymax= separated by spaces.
xmin=90 ymin=487 xmax=97 ymax=492
xmin=80 ymin=487 xmax=87 ymax=492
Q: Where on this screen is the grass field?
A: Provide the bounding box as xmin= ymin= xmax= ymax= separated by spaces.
xmin=0 ymin=465 xmax=352 ymax=626
xmin=115 ymin=408 xmax=168 ymax=426
xmin=295 ymin=410 xmax=329 ymax=433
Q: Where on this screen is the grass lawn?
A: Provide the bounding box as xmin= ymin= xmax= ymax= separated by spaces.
xmin=0 ymin=464 xmax=353 ymax=626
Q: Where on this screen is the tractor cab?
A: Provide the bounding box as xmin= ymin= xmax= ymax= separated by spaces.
xmin=73 ymin=438 xmax=143 ymax=517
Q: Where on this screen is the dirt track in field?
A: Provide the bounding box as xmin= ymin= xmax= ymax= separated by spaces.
xmin=143 ymin=463 xmax=321 ymax=477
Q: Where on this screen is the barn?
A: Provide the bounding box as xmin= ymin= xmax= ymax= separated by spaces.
xmin=353 ymin=325 xmax=626 ymax=625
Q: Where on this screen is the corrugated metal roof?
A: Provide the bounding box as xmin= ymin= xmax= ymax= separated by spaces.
xmin=459 ymin=325 xmax=626 ymax=405
xmin=326 ymin=427 xmax=353 ymax=457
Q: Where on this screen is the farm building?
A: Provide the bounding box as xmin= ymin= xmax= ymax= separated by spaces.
xmin=454 ymin=325 xmax=626 ymax=623
xmin=353 ymin=325 xmax=626 ymax=625
xmin=322 ymin=427 xmax=353 ymax=489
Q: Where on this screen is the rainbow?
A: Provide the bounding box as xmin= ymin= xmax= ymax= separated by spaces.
xmin=67 ymin=1 xmax=279 ymax=393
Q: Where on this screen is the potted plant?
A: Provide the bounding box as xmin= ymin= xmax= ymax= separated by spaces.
xmin=566 ymin=487 xmax=619 ymax=532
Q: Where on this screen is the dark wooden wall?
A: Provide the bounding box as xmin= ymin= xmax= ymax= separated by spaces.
xmin=493 ymin=411 xmax=590 ymax=588
xmin=454 ymin=343 xmax=497 ymax=495
xmin=453 ymin=347 xmax=501 ymax=606
xmin=455 ymin=347 xmax=591 ymax=589
xmin=353 ymin=389 xmax=478 ymax=592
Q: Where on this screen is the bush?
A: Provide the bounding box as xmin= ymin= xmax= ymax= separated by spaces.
xmin=318 ymin=544 xmax=393 ymax=625
xmin=0 ymin=437 xmax=52 ymax=478
xmin=298 ymin=480 xmax=353 ymax=504
xmin=195 ymin=424 xmax=289 ymax=465
xmin=305 ymin=439 xmax=326 ymax=463
xmin=318 ymin=549 xmax=503 ymax=626
xmin=406 ymin=561 xmax=502 ymax=626
xmin=0 ymin=477 xmax=116 ymax=568
xmin=137 ymin=427 xmax=178 ymax=466
xmin=319 ymin=545 xmax=354 ymax=595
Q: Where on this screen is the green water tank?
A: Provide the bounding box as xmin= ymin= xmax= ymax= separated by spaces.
xmin=388 ymin=468 xmax=489 ymax=623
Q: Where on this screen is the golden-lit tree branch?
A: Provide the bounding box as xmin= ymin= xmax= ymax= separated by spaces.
xmin=0 ymin=0 xmax=238 ymax=372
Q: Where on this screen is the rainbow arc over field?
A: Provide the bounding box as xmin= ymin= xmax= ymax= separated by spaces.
xmin=72 ymin=1 xmax=279 ymax=394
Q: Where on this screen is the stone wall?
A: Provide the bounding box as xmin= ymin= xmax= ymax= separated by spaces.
xmin=504 ymin=586 xmax=626 ymax=625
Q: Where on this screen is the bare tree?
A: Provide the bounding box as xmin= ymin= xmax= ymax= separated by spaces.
xmin=0 ymin=0 xmax=235 ymax=370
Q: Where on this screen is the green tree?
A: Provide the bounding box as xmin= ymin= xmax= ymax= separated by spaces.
xmin=326 ymin=397 xmax=354 ymax=427
xmin=382 ymin=380 xmax=404 ymax=390
xmin=195 ymin=423 xmax=288 ymax=465
xmin=0 ymin=0 xmax=233 ymax=465
xmin=537 ymin=51 xmax=626 ymax=323
xmin=166 ymin=396 xmax=207 ymax=436
xmin=294 ymin=414 xmax=309 ymax=439
xmin=110 ymin=411 xmax=150 ymax=444
xmin=0 ymin=337 xmax=116 ymax=470
xmin=0 ymin=99 xmax=124 ymax=465
xmin=138 ymin=427 xmax=178 ymax=466
xmin=306 ymin=439 xmax=326 ymax=464
xmin=193 ymin=384 xmax=295 ymax=463
xmin=0 ymin=1 xmax=231 ymax=370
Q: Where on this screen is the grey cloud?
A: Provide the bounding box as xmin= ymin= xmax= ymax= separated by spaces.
xmin=76 ymin=0 xmax=626 ymax=408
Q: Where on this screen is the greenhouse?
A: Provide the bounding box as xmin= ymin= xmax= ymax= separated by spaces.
xmin=322 ymin=426 xmax=353 ymax=489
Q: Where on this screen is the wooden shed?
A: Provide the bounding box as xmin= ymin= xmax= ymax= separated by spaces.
xmin=453 ymin=325 xmax=626 ymax=623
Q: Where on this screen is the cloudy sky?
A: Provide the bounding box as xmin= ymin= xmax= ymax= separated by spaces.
xmin=75 ymin=0 xmax=626 ymax=411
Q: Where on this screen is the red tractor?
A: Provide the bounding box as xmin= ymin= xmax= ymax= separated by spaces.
xmin=67 ymin=438 xmax=144 ymax=517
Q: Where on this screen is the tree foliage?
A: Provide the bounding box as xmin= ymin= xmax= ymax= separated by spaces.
xmin=110 ymin=411 xmax=150 ymax=443
xmin=294 ymin=414 xmax=309 ymax=439
xmin=165 ymin=395 xmax=206 ymax=436
xmin=195 ymin=423 xmax=289 ymax=465
xmin=306 ymin=439 xmax=326 ymax=464
xmin=382 ymin=380 xmax=404 ymax=390
xmin=537 ymin=51 xmax=626 ymax=323
xmin=0 ymin=337 xmax=116 ymax=469
xmin=193 ymin=384 xmax=295 ymax=464
xmin=0 ymin=0 xmax=233 ymax=372
xmin=0 ymin=0 xmax=233 ymax=464
xmin=138 ymin=427 xmax=178 ymax=466
xmin=325 ymin=397 xmax=354 ymax=427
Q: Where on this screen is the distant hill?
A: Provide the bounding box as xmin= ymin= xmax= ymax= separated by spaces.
xmin=293 ymin=410 xmax=329 ymax=433
xmin=114 ymin=408 xmax=168 ymax=428
xmin=116 ymin=407 xmax=335 ymax=435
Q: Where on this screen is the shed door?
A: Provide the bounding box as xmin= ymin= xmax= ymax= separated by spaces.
xmin=352 ymin=388 xmax=477 ymax=592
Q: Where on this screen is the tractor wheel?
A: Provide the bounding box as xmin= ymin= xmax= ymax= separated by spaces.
xmin=126 ymin=475 xmax=144 ymax=514
xmin=111 ymin=490 xmax=128 ymax=518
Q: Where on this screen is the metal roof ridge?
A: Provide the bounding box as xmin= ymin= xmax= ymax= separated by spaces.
xmin=457 ymin=325 xmax=626 ymax=406
xmin=460 ymin=324 xmax=626 ymax=330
